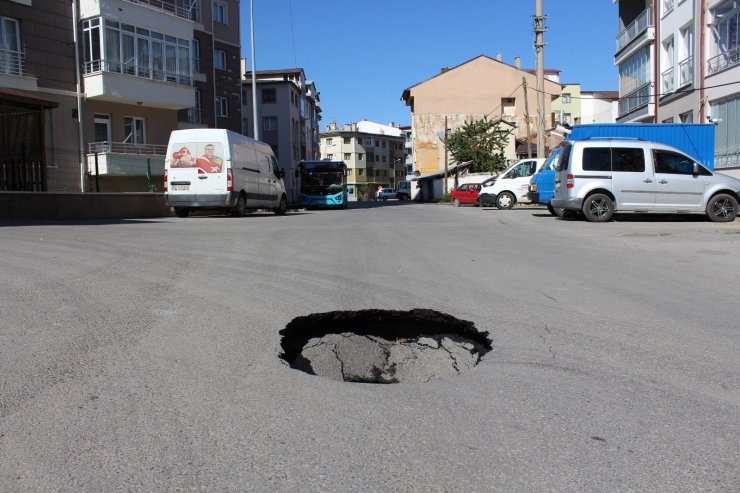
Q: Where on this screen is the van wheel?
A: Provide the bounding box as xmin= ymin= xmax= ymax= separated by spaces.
xmin=174 ymin=207 xmax=190 ymax=218
xmin=706 ymin=193 xmax=738 ymax=222
xmin=582 ymin=193 xmax=614 ymax=222
xmin=231 ymin=195 xmax=246 ymax=216
xmin=274 ymin=195 xmax=288 ymax=215
xmin=496 ymin=192 xmax=515 ymax=210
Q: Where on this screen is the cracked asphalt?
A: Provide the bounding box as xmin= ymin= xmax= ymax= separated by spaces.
xmin=1 ymin=203 xmax=739 ymax=491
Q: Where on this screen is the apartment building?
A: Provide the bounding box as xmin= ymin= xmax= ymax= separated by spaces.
xmin=551 ymin=83 xmax=581 ymax=126
xmin=401 ymin=54 xmax=562 ymax=179
xmin=615 ymin=0 xmax=739 ymax=170
xmin=319 ymin=121 xmax=405 ymax=201
xmin=241 ymin=66 xmax=321 ymax=204
xmin=0 ymin=0 xmax=241 ymax=193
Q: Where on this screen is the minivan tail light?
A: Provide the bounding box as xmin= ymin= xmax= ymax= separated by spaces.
xmin=566 ymin=174 xmax=574 ymax=189
xmin=227 ymin=168 xmax=234 ymax=191
xmin=163 ymin=171 xmax=168 ymax=192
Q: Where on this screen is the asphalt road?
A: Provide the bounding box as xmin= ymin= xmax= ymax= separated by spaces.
xmin=1 ymin=202 xmax=739 ymax=492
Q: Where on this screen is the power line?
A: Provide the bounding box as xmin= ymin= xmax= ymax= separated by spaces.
xmin=534 ymin=79 xmax=740 ymax=101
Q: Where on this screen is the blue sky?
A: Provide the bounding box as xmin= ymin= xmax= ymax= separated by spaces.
xmin=240 ymin=1 xmax=619 ymax=128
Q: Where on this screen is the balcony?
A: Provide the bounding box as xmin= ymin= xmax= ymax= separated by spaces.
xmin=707 ymin=46 xmax=740 ymax=76
xmin=678 ymin=56 xmax=693 ymax=87
xmin=661 ymin=67 xmax=674 ymax=95
xmin=0 ymin=49 xmax=24 ymax=76
xmin=616 ymin=7 xmax=653 ymax=53
xmin=86 ymin=141 xmax=166 ymax=175
xmin=122 ymin=0 xmax=199 ymax=22
xmin=187 ymin=107 xmax=201 ymax=124
xmin=83 ymin=59 xmax=194 ymax=110
xmin=618 ymin=83 xmax=651 ymax=117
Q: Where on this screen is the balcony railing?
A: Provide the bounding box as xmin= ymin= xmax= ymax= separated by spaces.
xmin=87 ymin=142 xmax=167 ymax=155
xmin=618 ymin=83 xmax=651 ymax=116
xmin=707 ymin=46 xmax=740 ymax=75
xmin=84 ymin=58 xmax=192 ymax=86
xmin=122 ymin=0 xmax=200 ymax=22
xmin=616 ymin=7 xmax=653 ymax=52
xmin=0 ymin=49 xmax=24 ymax=76
xmin=187 ymin=107 xmax=201 ymax=123
xmin=678 ymin=56 xmax=693 ymax=87
xmin=661 ymin=67 xmax=674 ymax=94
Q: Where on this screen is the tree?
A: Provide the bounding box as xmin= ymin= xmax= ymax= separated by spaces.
xmin=446 ymin=117 xmax=513 ymax=174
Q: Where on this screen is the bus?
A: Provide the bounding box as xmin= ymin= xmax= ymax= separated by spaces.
xmin=299 ymin=160 xmax=348 ymax=209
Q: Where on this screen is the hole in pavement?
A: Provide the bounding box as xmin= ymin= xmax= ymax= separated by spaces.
xmin=279 ymin=309 xmax=492 ymax=384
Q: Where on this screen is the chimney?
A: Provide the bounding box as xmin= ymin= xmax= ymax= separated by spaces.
xmin=496 ymin=52 xmax=502 ymax=62
xmin=514 ymin=56 xmax=521 ymax=69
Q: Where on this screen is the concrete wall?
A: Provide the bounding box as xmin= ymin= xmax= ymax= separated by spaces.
xmin=0 ymin=193 xmax=171 ymax=220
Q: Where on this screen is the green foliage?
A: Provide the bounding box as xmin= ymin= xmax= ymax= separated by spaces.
xmin=446 ymin=117 xmax=513 ymax=174
xmin=438 ymin=192 xmax=450 ymax=203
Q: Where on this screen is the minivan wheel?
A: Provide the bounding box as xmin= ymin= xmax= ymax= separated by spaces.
xmin=274 ymin=195 xmax=288 ymax=215
xmin=547 ymin=203 xmax=565 ymax=218
xmin=231 ymin=195 xmax=246 ymax=216
xmin=174 ymin=207 xmax=190 ymax=218
xmin=706 ymin=193 xmax=738 ymax=222
xmin=582 ymin=193 xmax=614 ymax=222
xmin=496 ymin=192 xmax=515 ymax=210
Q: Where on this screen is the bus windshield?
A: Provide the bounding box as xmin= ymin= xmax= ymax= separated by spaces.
xmin=300 ymin=161 xmax=346 ymax=195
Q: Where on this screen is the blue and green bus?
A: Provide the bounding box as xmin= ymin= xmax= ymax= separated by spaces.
xmin=299 ymin=160 xmax=348 ymax=209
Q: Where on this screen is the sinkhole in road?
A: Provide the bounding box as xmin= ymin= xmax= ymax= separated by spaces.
xmin=279 ymin=309 xmax=492 ymax=384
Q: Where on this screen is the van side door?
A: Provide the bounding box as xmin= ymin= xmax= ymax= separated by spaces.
xmin=652 ymin=150 xmax=705 ymax=210
xmin=608 ymin=146 xmax=655 ymax=210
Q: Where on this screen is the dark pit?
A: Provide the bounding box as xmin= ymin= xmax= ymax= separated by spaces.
xmin=279 ymin=309 xmax=492 ymax=384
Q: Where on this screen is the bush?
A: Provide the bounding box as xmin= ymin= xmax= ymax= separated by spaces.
xmin=438 ymin=192 xmax=451 ymax=203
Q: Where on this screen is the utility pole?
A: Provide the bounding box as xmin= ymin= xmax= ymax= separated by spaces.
xmin=443 ymin=115 xmax=448 ymax=193
xmin=534 ymin=0 xmax=546 ymax=159
xmin=250 ymin=0 xmax=259 ymax=140
xmin=522 ymin=77 xmax=532 ymax=159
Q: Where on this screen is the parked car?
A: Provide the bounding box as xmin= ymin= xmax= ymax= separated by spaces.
xmin=551 ymin=138 xmax=740 ymax=222
xmin=478 ymin=158 xmax=546 ymax=209
xmin=376 ymin=188 xmax=397 ymax=201
xmin=450 ymin=183 xmax=481 ymax=207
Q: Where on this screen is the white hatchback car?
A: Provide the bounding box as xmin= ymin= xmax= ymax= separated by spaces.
xmin=551 ymin=138 xmax=740 ymax=222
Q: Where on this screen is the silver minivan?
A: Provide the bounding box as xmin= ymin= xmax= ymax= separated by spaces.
xmin=551 ymin=139 xmax=740 ymax=222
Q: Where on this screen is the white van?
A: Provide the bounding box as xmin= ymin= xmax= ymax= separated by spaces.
xmin=478 ymin=158 xmax=546 ymax=209
xmin=164 ymin=129 xmax=288 ymax=217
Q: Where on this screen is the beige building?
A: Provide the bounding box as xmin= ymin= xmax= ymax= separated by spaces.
xmin=320 ymin=121 xmax=405 ymax=201
xmin=401 ymin=54 xmax=562 ymax=178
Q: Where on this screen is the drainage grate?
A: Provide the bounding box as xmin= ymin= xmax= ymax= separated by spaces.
xmin=279 ymin=309 xmax=492 ymax=384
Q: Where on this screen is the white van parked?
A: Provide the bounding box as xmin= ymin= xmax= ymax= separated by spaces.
xmin=164 ymin=129 xmax=288 ymax=217
xmin=478 ymin=158 xmax=546 ymax=209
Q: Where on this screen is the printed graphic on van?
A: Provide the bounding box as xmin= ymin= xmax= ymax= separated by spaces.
xmin=170 ymin=142 xmax=224 ymax=173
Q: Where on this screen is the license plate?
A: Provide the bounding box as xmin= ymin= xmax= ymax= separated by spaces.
xmin=172 ymin=184 xmax=189 ymax=191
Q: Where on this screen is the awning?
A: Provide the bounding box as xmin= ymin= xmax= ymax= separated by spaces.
xmin=412 ymin=161 xmax=472 ymax=181
xmin=0 ymin=87 xmax=60 ymax=109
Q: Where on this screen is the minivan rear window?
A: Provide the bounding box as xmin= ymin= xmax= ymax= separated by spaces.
xmin=611 ymin=148 xmax=645 ymax=172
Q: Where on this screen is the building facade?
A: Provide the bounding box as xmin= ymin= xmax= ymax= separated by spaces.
xmin=0 ymin=0 xmax=242 ymax=193
xmin=615 ymin=0 xmax=740 ymax=170
xmin=319 ymin=121 xmax=405 ymax=201
xmin=551 ymin=83 xmax=582 ymax=126
xmin=241 ymin=66 xmax=321 ymax=205
xmin=401 ymin=54 xmax=562 ymax=180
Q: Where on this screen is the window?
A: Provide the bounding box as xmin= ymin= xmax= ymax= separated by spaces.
xmin=263 ymin=116 xmax=278 ymax=131
xmin=326 ymin=138 xmax=333 ymax=145
xmin=262 ymin=88 xmax=276 ymax=103
xmin=619 ymin=47 xmax=649 ymax=94
xmin=654 ymin=151 xmax=695 ymax=174
xmin=358 ymin=169 xmax=364 ymax=176
xmin=561 ymin=93 xmax=571 ymax=104
xmin=709 ymin=0 xmax=740 ymax=73
xmin=612 ymin=148 xmax=645 ymax=172
xmin=188 ymin=89 xmax=201 ymax=123
xmin=502 ymin=97 xmax=516 ymax=116
xmin=679 ymin=111 xmax=693 ymax=123
xmin=214 ymin=49 xmax=226 ymax=70
xmin=123 ymin=117 xmax=145 ymax=144
xmin=327 ymin=154 xmax=333 ymax=160
xmin=0 ymin=17 xmax=21 ymax=75
xmin=358 ymin=153 xmax=364 ymax=160
xmin=216 ymin=96 xmax=228 ymax=117
xmin=213 ymin=1 xmax=227 ymax=24
xmin=191 ymin=39 xmax=200 ymax=73
xmin=663 ymin=0 xmax=674 ymax=16
xmin=94 ymin=114 xmax=111 ymax=146
xmin=347 ymin=169 xmax=352 ymax=176
xmin=367 ymin=168 xmax=375 ymax=177
xmin=343 ymin=137 xmax=351 ymax=144
xmin=344 ymin=153 xmax=351 ymax=160
xmin=564 ymin=113 xmax=572 ymax=125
